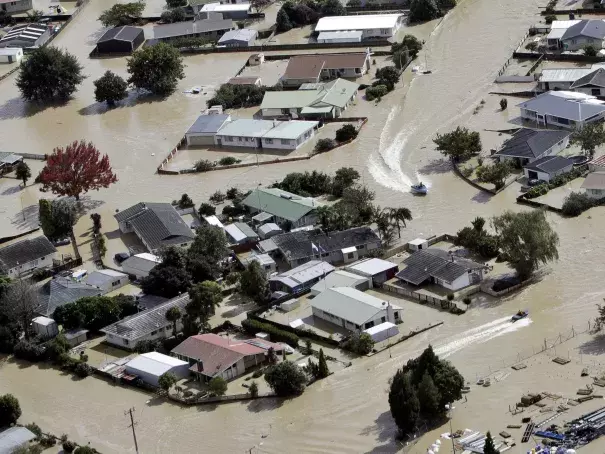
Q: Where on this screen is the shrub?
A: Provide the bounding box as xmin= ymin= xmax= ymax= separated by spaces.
xmin=135 ymin=339 xmax=160 ymax=353
xmin=252 ymin=368 xmax=264 ymax=378
xmin=342 ymin=332 xmax=374 ymax=355
xmin=525 ymin=41 xmax=538 ymax=51
xmin=447 ymin=293 xmax=454 ymax=301
xmin=562 ymin=191 xmax=595 ymax=217
xmin=74 ymin=362 xmax=94 ymax=378
xmin=264 ymin=361 xmax=308 ymax=396
xmin=249 ymin=380 xmax=259 ymax=397
xmin=462 ymin=297 xmax=471 ymax=305
xmin=335 ymin=124 xmax=358 ymax=142
xmin=0 ymin=394 xmax=21 ymax=426
xmin=207 ymin=83 xmax=269 ymax=109
xmin=13 ymin=340 xmax=46 ymax=362
xmin=218 ymin=156 xmax=241 ymax=166
xmin=226 ymin=187 xmax=240 ymax=199
xmin=40 ymin=435 xmax=57 ymax=447
xmin=544 ymin=14 xmax=557 ymax=25
xmin=32 ymin=268 xmax=48 ymax=282
xmin=500 ymin=98 xmax=507 ymax=110
xmin=208 ymin=376 xmax=228 ymax=396
xmin=178 ymin=193 xmax=194 ymax=209
xmin=26 ymin=423 xmax=43 ymax=439
xmin=209 ymin=190 xmax=226 ymax=205
xmin=366 ymin=84 xmax=388 ymax=101
xmin=584 ymin=44 xmax=598 ymax=57
xmin=160 ymin=7 xmax=186 ymax=23
xmin=198 ymin=203 xmax=216 ymax=216
xmin=524 ymin=183 xmax=549 ymax=199
xmin=194 ymin=159 xmax=214 ymax=172
xmin=314 ymin=138 xmax=336 ymax=153
xmin=63 ymin=441 xmax=77 ymax=453
xmin=241 ymin=318 xmax=299 ymax=347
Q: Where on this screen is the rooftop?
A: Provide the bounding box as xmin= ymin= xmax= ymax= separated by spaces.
xmin=224 ymin=222 xmax=258 ymax=243
xmin=283 ymin=52 xmax=369 ymax=80
xmin=97 ymin=26 xmax=143 ymax=43
xmin=582 ymin=171 xmax=605 ymax=190
xmin=241 ymin=187 xmax=319 ymax=222
xmin=186 ymin=113 xmax=230 ymax=135
xmin=396 ymin=248 xmax=487 ymax=285
xmin=317 ymin=31 xmax=363 ymax=40
xmin=202 ymin=2 xmax=251 ymax=12
xmin=261 ymin=120 xmax=318 ymax=139
xmin=0 ymin=23 xmax=47 ymax=46
xmin=0 ymin=427 xmax=36 ymax=454
xmin=218 ymin=28 xmax=257 ymax=43
xmin=539 ymin=68 xmax=593 ymax=83
xmin=37 ymin=278 xmax=102 ymax=317
xmin=524 ymin=155 xmax=574 ymax=173
xmin=570 ymin=68 xmax=605 ymax=89
xmin=258 ymin=222 xmax=281 ymax=236
xmin=0 ymin=235 xmax=56 ymax=272
xmin=126 ymin=352 xmax=188 ymax=376
xmin=494 ymin=128 xmax=570 ymax=159
xmin=153 ymin=18 xmax=233 ymax=40
xmin=203 ymin=215 xmax=225 ymax=228
xmin=86 ymin=269 xmax=128 ymax=287
xmin=346 ymin=257 xmax=398 ymax=276
xmin=216 ymin=119 xmax=277 ymax=138
xmin=518 ymin=91 xmax=605 ymax=122
xmin=261 ymin=78 xmax=359 ymax=110
xmin=227 ymin=76 xmax=261 ymax=85
xmin=590 ymin=155 xmax=605 ymax=167
xmin=315 ymin=14 xmax=403 ymax=32
xmin=122 ymin=253 xmax=162 ymax=267
xmin=270 ymin=260 xmax=335 ymax=288
xmin=562 ymin=19 xmax=605 ymax=40
xmin=311 ymin=270 xmax=368 ymax=294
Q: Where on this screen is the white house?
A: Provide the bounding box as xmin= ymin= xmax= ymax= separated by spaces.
xmin=581 ymin=171 xmax=605 ymax=199
xmin=214 ymin=119 xmax=318 ymax=150
xmin=310 ymin=287 xmax=402 ymax=332
xmin=523 ymin=155 xmax=574 ymax=182
xmin=314 ymin=14 xmax=404 ymax=40
xmin=560 ymin=19 xmax=605 ymax=51
xmin=517 ymin=91 xmax=605 ymax=130
xmin=101 ymin=294 xmax=190 ymax=350
xmin=86 ymin=269 xmax=129 ymax=293
xmin=121 ymin=253 xmax=161 ymax=279
xmin=493 ymin=128 xmax=571 ymax=168
xmin=124 ymin=352 xmax=190 ymax=387
xmin=0 ymin=47 xmax=23 ymax=64
xmin=0 ymin=236 xmax=57 ymax=277
xmin=32 ymin=316 xmax=59 ymax=338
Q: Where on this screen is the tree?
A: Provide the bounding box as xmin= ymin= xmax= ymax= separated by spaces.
xmin=158 ymin=372 xmax=177 ymax=391
xmin=0 ymin=394 xmax=21 ymax=426
xmin=39 ymin=199 xmax=54 ymax=239
xmin=409 ymin=0 xmax=440 ymax=23
xmin=249 ymin=380 xmax=259 ymax=397
xmin=99 ymin=2 xmax=145 ymax=27
xmin=483 ymin=431 xmax=498 ymax=454
xmin=161 ymin=7 xmax=186 ymax=23
xmin=476 ymin=161 xmax=512 ymax=190
xmin=317 ymin=348 xmax=329 ymax=379
xmin=343 ymin=332 xmax=375 ymax=355
xmin=332 ymin=167 xmax=360 ymax=197
xmin=264 ymin=361 xmax=308 ymax=396
xmin=209 ymin=190 xmax=226 ymax=205
xmin=571 ymin=122 xmax=605 ymax=157
xmin=238 ymin=261 xmax=270 ymax=303
xmin=93 ymin=71 xmax=128 ymax=106
xmin=251 ymin=0 xmax=271 ymax=11
xmin=208 ymin=376 xmax=228 ymax=396
xmin=500 ymin=98 xmax=507 ymax=110
xmin=38 ymin=141 xmax=117 ymax=200
xmin=492 ymin=210 xmax=559 ymax=280
xmin=90 ymin=213 xmax=102 ymax=234
xmin=15 ymin=161 xmax=31 ymax=187
xmin=392 ymin=34 xmax=423 ymax=60
xmin=166 ymin=0 xmax=186 ymax=7
xmin=198 ymin=203 xmax=216 ymax=217
xmin=584 ymin=44 xmax=598 ymax=57
xmin=366 ymin=84 xmax=389 ymax=101
xmin=127 ymin=42 xmax=185 ymax=96
xmin=562 ymin=191 xmax=594 ymax=217
xmin=165 ymin=306 xmax=182 ymax=337
xmin=16 ymin=46 xmax=84 ymax=102
xmin=433 ymin=126 xmax=482 ymax=161
xmin=417 ymin=373 xmax=441 ymax=419
xmin=37 ymin=198 xmax=77 ymax=242
xmin=207 ymin=84 xmax=268 ymax=110
xmin=142 ymin=265 xmax=190 ymax=298
xmin=321 ymin=0 xmax=346 ymax=16
xmin=275 ymin=7 xmax=293 ymax=32
xmin=178 ymin=193 xmax=194 ymax=209
xmin=388 ymin=207 xmax=413 ymax=238
xmin=388 ymin=371 xmax=420 ymax=436
xmin=2 ymin=279 xmax=38 ymax=340
xmin=186 ymin=225 xmax=229 ymax=282
xmin=26 ymin=9 xmax=44 ymax=22
xmin=74 ymin=446 xmax=100 ymax=454
xmin=375 ymin=66 xmax=400 ymax=90
xmin=186 ymin=281 xmax=223 ymax=332
xmin=314 ymin=138 xmax=336 ymax=153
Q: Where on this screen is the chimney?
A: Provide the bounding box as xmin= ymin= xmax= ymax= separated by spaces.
xmin=386 ymin=302 xmax=395 ymax=324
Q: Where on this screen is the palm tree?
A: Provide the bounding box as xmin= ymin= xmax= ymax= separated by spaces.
xmin=388 ymin=207 xmax=413 ymax=238
xmin=375 ymin=211 xmax=391 ymax=240
xmin=165 ymin=306 xmax=182 ymax=337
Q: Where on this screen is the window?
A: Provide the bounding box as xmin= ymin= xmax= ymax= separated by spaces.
xmin=280 ymin=139 xmax=290 ymax=145
xmin=358 ymin=244 xmax=365 ymax=249
xmin=112 ymin=280 xmax=120 ymax=287
xmin=381 ymin=316 xmax=386 ymax=323
xmin=347 ymin=252 xmax=355 ymax=259
xmin=593 ymin=88 xmax=601 ymax=96
xmin=124 ymin=339 xmax=129 ymax=345
xmin=355 ymin=68 xmax=361 ymax=74
xmin=394 ymin=311 xmax=400 ymax=319
xmin=238 ymin=137 xmax=243 ymax=142
xmin=151 ymin=330 xmax=158 ymax=335
xmin=265 ymin=138 xmax=273 ymax=144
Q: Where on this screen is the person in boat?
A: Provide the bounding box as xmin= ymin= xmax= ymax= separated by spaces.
xmin=516 ymin=310 xmax=524 ymax=316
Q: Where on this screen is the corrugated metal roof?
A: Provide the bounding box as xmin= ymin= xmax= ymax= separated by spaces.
xmin=241 ymin=187 xmax=317 ymax=222
xmin=346 ymin=258 xmax=398 ymax=276
xmin=270 ymin=260 xmax=335 ymax=287
xmin=202 ymin=2 xmax=251 ymax=12
xmin=125 ymin=352 xmax=188 ymax=377
xmin=524 ymin=155 xmax=574 ymax=173
xmin=517 ymin=91 xmax=605 ymax=122
xmin=0 ymin=235 xmax=56 ymax=272
xmin=539 ymin=68 xmax=592 ymax=83
xmin=186 ymin=114 xmax=230 ymax=134
xmin=315 ymin=14 xmax=402 ymax=32
xmin=218 ymin=28 xmax=257 ymax=44
xmin=261 ymin=120 xmax=318 ymax=140
xmin=311 ymin=270 xmax=368 ymax=293
xmin=153 ymin=18 xmax=233 ymax=40
xmin=0 ymin=427 xmax=36 ymax=453
xmin=494 ymin=128 xmax=570 ymax=159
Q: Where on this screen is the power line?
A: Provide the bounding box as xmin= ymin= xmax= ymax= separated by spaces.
xmin=124 ymin=407 xmax=139 ymax=454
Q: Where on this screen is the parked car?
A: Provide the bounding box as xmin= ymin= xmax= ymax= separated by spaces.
xmin=53 ymin=238 xmax=71 ymax=246
xmin=114 ymin=252 xmax=130 ymax=264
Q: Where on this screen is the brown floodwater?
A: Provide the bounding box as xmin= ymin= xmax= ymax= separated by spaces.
xmin=4 ymin=0 xmax=605 ymax=452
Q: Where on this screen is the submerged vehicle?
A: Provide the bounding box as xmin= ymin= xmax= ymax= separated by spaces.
xmin=512 ymin=310 xmax=529 ymax=322
xmin=411 ymin=182 xmax=428 ymax=195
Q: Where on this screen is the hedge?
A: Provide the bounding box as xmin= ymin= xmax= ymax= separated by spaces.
xmin=241 ymin=318 xmax=299 ymax=348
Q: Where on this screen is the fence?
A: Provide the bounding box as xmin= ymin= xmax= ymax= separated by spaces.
xmin=177 ymin=40 xmax=391 ymax=55
xmin=170 ymin=391 xmax=277 ymax=405
xmin=248 ymin=312 xmax=341 ymax=346
xmin=516 ymin=194 xmax=563 ymax=213
xmin=44 ymin=0 xmax=91 ymax=47
xmin=513 ymin=51 xmax=605 ymax=63
xmin=379 ymin=282 xmax=460 ymax=312
xmin=495 ymin=31 xmax=529 ymax=79
xmin=20 ymin=153 xmax=47 ymax=160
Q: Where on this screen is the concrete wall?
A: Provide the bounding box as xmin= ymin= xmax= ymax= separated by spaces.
xmin=7 ymin=253 xmax=55 ymax=277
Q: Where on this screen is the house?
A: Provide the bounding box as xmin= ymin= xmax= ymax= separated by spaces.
xmin=204 ymin=4 xmax=252 ymax=21
xmin=317 ymin=31 xmax=363 ymax=44
xmin=124 ymin=352 xmax=190 ymax=386
xmin=560 ymin=19 xmax=605 ymax=51
xmin=0 ymin=23 xmax=50 ymax=48
xmin=546 ymin=20 xmax=581 ymax=49
xmin=314 ymin=14 xmax=404 ymax=40
xmin=185 ymin=113 xmax=231 ymax=146
xmin=589 ymin=154 xmax=605 ymax=172
xmin=523 ymin=155 xmax=574 ymax=182
xmin=259 ymin=226 xmax=382 ymax=268
xmin=493 ymin=128 xmax=571 ymax=167
xmin=345 ymin=257 xmax=399 ymax=285
xmin=114 ymin=202 xmax=195 ymax=253
xmin=310 ymin=287 xmax=402 ymax=332
xmin=214 ymin=119 xmax=319 ymax=150
xmin=32 ymin=316 xmax=59 ymax=338
xmin=189 ymin=0 xmax=216 ymax=14
xmin=280 ymin=52 xmax=371 ymax=87
xmin=227 ymin=76 xmax=262 ymax=86
xmin=0 ymin=236 xmax=56 ymax=277
xmin=239 ymin=251 xmax=277 ymax=276
xmin=569 ymin=68 xmax=605 ymax=96
xmin=261 ymin=78 xmax=359 ymax=119
xmin=537 ymin=68 xmax=593 ymax=91
xmin=396 ymin=248 xmax=488 ymax=291
xmin=269 ymin=260 xmax=335 ymax=294
xmin=152 ymin=18 xmax=234 ymax=42
xmin=36 ymin=277 xmax=103 ymax=317
xmin=224 ymin=222 xmax=259 ymax=244
xmin=218 ymin=28 xmax=257 ymax=46
xmin=121 ymin=253 xmax=161 ymax=279
xmin=0 ymin=0 xmax=32 ymax=14
xmin=241 ymin=187 xmax=320 ymax=228
xmin=0 ymin=151 xmax=23 ymax=174
xmin=258 ymin=222 xmax=282 ymax=239
xmin=0 ymin=47 xmax=22 ymax=64
xmin=310 ymin=270 xmax=370 ymax=296
xmin=95 ymin=26 xmax=144 ymax=54
xmin=0 ymin=427 xmax=37 ymax=454
xmin=101 ymin=294 xmax=189 ymax=350
xmin=86 ymin=269 xmax=129 ymax=293
xmin=171 ymin=333 xmax=283 ymax=381
xmin=581 ymin=171 xmax=605 ymax=199
xmin=517 ymin=91 xmax=605 ymax=129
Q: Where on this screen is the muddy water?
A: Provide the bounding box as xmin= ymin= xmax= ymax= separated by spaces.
xmin=4 ymin=0 xmax=605 ymax=452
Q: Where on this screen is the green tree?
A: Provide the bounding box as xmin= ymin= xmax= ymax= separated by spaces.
xmin=127 ymin=42 xmax=185 ymax=96
xmin=492 ymin=210 xmax=559 ymax=280
xmin=375 ymin=66 xmax=400 ymax=90
xmin=366 ymin=84 xmax=389 ymax=100
xmin=321 ymin=0 xmax=346 ymax=16
xmin=483 ymin=431 xmax=498 ymax=454
xmin=39 ymin=199 xmax=54 ymax=239
xmin=571 ymin=122 xmax=605 ymax=157
xmin=264 ymin=361 xmax=308 ymax=396
xmin=99 ymin=2 xmax=145 ymax=27
xmin=388 ymin=207 xmax=413 ymax=238
xmin=500 ymin=98 xmax=507 ymax=110
xmin=314 ymin=138 xmax=336 ymax=153
xmin=275 ymin=7 xmax=293 ymax=32
xmin=417 ymin=373 xmax=441 ymax=419
xmin=198 ymin=203 xmax=216 ymax=217
xmin=332 ymin=167 xmax=360 ymax=197
xmin=562 ymin=191 xmax=594 ymax=217
xmin=158 ymin=372 xmax=177 ymax=391
xmin=409 ymin=0 xmax=440 ymax=23
xmin=392 ymin=34 xmax=423 ymax=59
xmin=208 ymin=376 xmax=228 ymax=396
xmin=249 ymin=380 xmax=259 ymax=397
xmin=15 ymin=162 xmax=31 ymax=187
xmin=141 ymin=264 xmax=190 ymax=298
xmin=434 ymin=126 xmax=482 ymax=161
xmin=16 ymin=46 xmax=85 ymax=102
xmin=166 ymin=0 xmax=186 ymax=7
xmin=186 ymin=225 xmax=229 ymax=282
xmin=317 ymin=348 xmax=329 ymax=379
xmin=186 ymin=281 xmax=223 ymax=333
xmin=161 ymin=7 xmax=186 ymax=23
xmin=238 ymin=261 xmax=270 ymax=303
xmin=165 ymin=306 xmax=182 ymax=337
xmin=0 ymin=393 xmax=21 ymax=426
xmin=476 ymin=161 xmax=512 ymax=190
xmin=178 ymin=193 xmax=194 ymax=208
xmin=584 ymin=44 xmax=598 ymax=57
xmin=388 ymin=371 xmax=420 ymax=436
xmin=93 ymin=70 xmax=128 ymax=106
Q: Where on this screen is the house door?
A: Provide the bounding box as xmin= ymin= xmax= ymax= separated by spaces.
xmin=216 ymin=138 xmax=222 ymax=148
xmin=537 ymin=114 xmax=545 ymax=125
xmin=528 ymin=170 xmax=538 ymax=180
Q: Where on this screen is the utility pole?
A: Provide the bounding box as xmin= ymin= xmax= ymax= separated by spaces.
xmin=125 ymin=407 xmax=139 ymax=454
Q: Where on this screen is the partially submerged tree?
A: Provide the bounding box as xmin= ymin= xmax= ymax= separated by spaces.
xmin=335 ymin=124 xmax=358 ymax=142
xmin=2 ymin=279 xmax=38 ymax=340
xmin=238 ymin=261 xmax=270 ymax=303
xmin=127 ymin=42 xmax=185 ymax=96
xmin=571 ymin=122 xmax=605 ymax=158
xmin=265 ymin=361 xmax=308 ymax=396
xmin=16 ymin=46 xmax=85 ymax=102
xmin=321 ymin=0 xmax=346 ymax=16
xmin=0 ymin=394 xmax=21 ymax=427
xmin=476 ymin=161 xmax=512 ymax=190
xmin=161 ymin=7 xmax=186 ymax=23
xmin=388 ymin=207 xmax=413 ymax=238
xmin=317 ymin=348 xmax=330 ymax=379
xmin=99 ymin=2 xmax=145 ymax=27
xmin=38 ymin=141 xmax=118 ymax=200
xmin=186 ymin=281 xmax=223 ymax=333
xmin=158 ymin=372 xmax=177 ymax=391
xmin=483 ymin=431 xmax=498 ymax=454
xmin=166 ymin=0 xmax=186 ymax=7
xmin=15 ymin=161 xmax=31 ymax=187
xmin=409 ymin=0 xmax=440 ymax=23
xmin=208 ymin=376 xmax=228 ymax=396
xmin=93 ymin=71 xmax=128 ymax=106
xmin=434 ymin=126 xmax=482 ymax=161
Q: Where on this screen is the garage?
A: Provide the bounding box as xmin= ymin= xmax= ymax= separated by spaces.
xmin=95 ymin=26 xmax=145 ymax=54
xmin=522 ymin=155 xmax=574 ymax=182
xmin=124 ymin=352 xmax=190 ymax=387
xmin=185 ymin=113 xmax=231 ymax=147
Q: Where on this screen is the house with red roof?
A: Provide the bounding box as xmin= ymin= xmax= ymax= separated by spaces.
xmin=171 ymin=333 xmax=283 ymax=381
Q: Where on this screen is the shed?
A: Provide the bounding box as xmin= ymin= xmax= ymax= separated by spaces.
xmin=203 ymin=3 xmax=252 ymax=20
xmin=203 ymin=215 xmax=225 ymax=228
xmin=0 ymin=427 xmax=36 ymax=454
xmin=95 ymin=26 xmax=144 ymax=54
xmin=258 ymin=222 xmax=283 ymax=239
xmin=280 ymin=298 xmax=300 ymax=312
xmin=363 ymin=322 xmax=399 ymax=343
xmin=345 ymin=257 xmax=399 ymax=285
xmin=310 ymin=270 xmax=370 ymax=296
xmin=341 ymin=245 xmax=359 ymax=263
xmin=218 ymin=28 xmax=257 ymax=46
xmin=63 ymin=328 xmax=89 ymax=347
xmin=121 ymin=253 xmax=162 ymax=279
xmin=32 ymin=316 xmax=59 ymax=338
xmin=125 ymin=352 xmax=190 ymax=386
xmin=523 ymin=155 xmax=574 ymax=182
xmin=408 ymin=238 xmax=428 ymax=251
xmin=86 ymin=269 xmax=129 ymax=293
xmin=185 ymin=113 xmax=231 ymax=146
xmin=0 ymin=47 xmax=23 ymax=64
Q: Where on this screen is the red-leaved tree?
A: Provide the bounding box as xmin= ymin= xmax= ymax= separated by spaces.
xmin=39 ymin=140 xmax=118 ymax=200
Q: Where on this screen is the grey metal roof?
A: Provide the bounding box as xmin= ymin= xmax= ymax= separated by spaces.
xmin=252 ymin=212 xmax=274 ymax=223
xmin=270 ymin=260 xmax=335 ymax=287
xmin=581 ymin=171 xmax=605 ymax=189
xmin=539 ymin=68 xmax=593 ymax=83
xmin=524 ymin=155 xmax=574 ymax=174
xmin=0 ymin=23 xmax=47 ymax=46
xmin=517 ymin=91 xmax=605 ymax=122
xmin=97 ymin=26 xmax=143 ymax=43
xmin=101 ymin=294 xmax=190 ymax=341
xmin=0 ymin=427 xmax=36 ymax=453
xmin=0 ymin=235 xmax=56 ymax=272
xmin=396 ymin=249 xmax=486 ymax=285
xmin=218 ymin=28 xmax=257 ymax=44
xmin=561 ymin=19 xmax=605 ymax=41
xmin=186 ymin=114 xmax=230 ymax=134
xmin=0 ymin=151 xmax=22 ymax=165
xmin=86 ymin=269 xmax=127 ymax=287
xmin=114 ymin=202 xmax=195 ymax=251
xmin=570 ymin=68 xmax=605 ymax=89
xmin=494 ymin=128 xmax=570 ymax=160
xmin=153 ymin=18 xmax=233 ymax=40
xmin=37 ymin=278 xmax=102 ymax=317
xmin=258 ymin=222 xmax=281 ymax=235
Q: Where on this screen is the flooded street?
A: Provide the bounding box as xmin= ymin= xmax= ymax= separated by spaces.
xmin=5 ymin=0 xmax=605 ymax=452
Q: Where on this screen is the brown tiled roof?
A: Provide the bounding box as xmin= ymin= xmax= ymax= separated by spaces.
xmin=283 ymin=53 xmax=368 ymax=80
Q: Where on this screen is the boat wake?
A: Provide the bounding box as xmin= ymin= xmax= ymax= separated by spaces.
xmin=434 ymin=316 xmax=532 ymax=358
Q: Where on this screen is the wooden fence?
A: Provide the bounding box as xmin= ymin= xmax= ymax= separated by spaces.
xmin=379 ymin=282 xmax=459 ymax=311
xmin=170 ymin=391 xmax=277 ymax=405
xmin=176 ymin=40 xmax=391 ymax=55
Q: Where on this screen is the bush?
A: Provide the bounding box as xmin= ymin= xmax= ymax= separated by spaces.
xmin=447 ymin=293 xmax=454 ymax=301
xmin=335 ymin=124 xmax=358 ymax=142
xmin=562 ymin=191 xmax=595 ymax=217
xmin=178 ymin=193 xmax=194 ymax=209
xmin=241 ymin=318 xmax=299 ymax=347
xmin=32 ymin=268 xmax=48 ymax=282
xmin=264 ymin=361 xmax=308 ymax=396
xmin=226 ymin=187 xmax=240 ymax=199
xmin=218 ymin=156 xmax=241 ymax=166
xmin=584 ymin=44 xmax=598 ymax=57
xmin=525 ymin=41 xmax=538 ymax=51
xmin=74 ymin=362 xmax=94 ymax=378
xmin=500 ymin=98 xmax=507 ymax=110
xmin=366 ymin=84 xmax=388 ymax=101
xmin=198 ymin=203 xmax=216 ymax=216
xmin=0 ymin=394 xmax=21 ymax=426
xmin=194 ymin=159 xmax=214 ymax=172
xmin=342 ymin=332 xmax=374 ymax=355
xmin=62 ymin=441 xmax=77 ymax=453
xmin=544 ymin=14 xmax=557 ymax=25
xmin=160 ymin=7 xmax=186 ymax=23
xmin=462 ymin=297 xmax=471 ymax=305
xmin=314 ymin=138 xmax=336 ymax=153
xmin=13 ymin=340 xmax=46 ymax=362
xmin=26 ymin=423 xmax=43 ymax=439
xmin=524 ymin=183 xmax=549 ymax=199
xmin=207 ymin=83 xmax=269 ymax=109
xmin=252 ymin=368 xmax=264 ymax=378
xmin=208 ymin=376 xmax=228 ymax=396
xmin=249 ymin=380 xmax=259 ymax=397
xmin=40 ymin=435 xmax=57 ymax=448
xmin=209 ymin=190 xmax=226 ymax=205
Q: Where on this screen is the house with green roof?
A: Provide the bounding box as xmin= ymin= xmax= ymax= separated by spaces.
xmin=240 ymin=187 xmax=321 ymax=228
xmin=260 ymin=78 xmax=359 ymax=119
